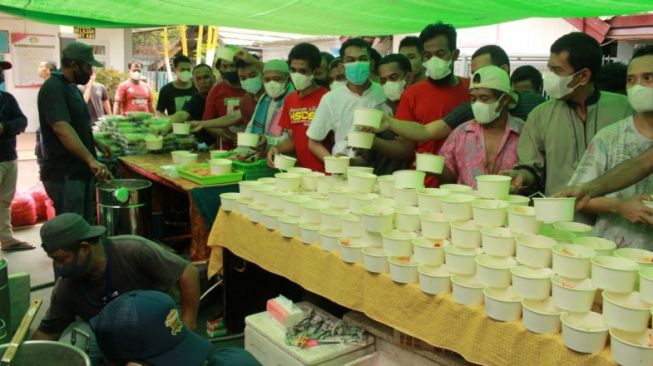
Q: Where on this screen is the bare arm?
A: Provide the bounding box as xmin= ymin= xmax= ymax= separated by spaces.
xmin=199 ymin=112 xmax=243 ymax=129
xmin=308 ymin=139 xmax=332 ymax=162
xmin=148 ymin=100 xmax=155 ymax=114
xmin=31 ymin=330 xmax=60 ymax=341
xmin=169 ymin=111 xmax=191 ymax=124
xmin=82 ymin=84 xmax=92 ymax=103
xmin=371 ymin=136 xmax=415 ymax=160
xmin=178 ymin=264 xmax=200 ymax=331
xmin=102 ymin=100 xmax=112 ymax=115
xmin=387 ymin=117 xmax=452 ymax=143
xmin=112 ymin=101 xmax=121 ymax=115
xmin=581 ymin=196 xmax=653 ymax=225
xmin=582 ymin=149 xmax=653 ymax=198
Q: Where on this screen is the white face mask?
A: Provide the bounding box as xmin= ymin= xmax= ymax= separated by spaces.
xmin=177 ymin=70 xmax=192 ymax=82
xmin=422 ymin=56 xmax=452 ymax=80
xmin=330 ymin=80 xmax=347 ymax=90
xmin=291 ymin=72 xmax=314 ymax=91
xmin=264 ymin=81 xmax=286 ymax=99
xmin=382 ymin=79 xmax=407 ymax=102
xmin=129 ymin=71 xmax=141 ymax=81
xmin=472 ymin=96 xmax=503 ymax=124
xmin=241 ymin=76 xmax=263 ymax=95
xmin=543 ymin=71 xmax=580 ymax=99
xmin=627 ymin=84 xmax=653 ymax=113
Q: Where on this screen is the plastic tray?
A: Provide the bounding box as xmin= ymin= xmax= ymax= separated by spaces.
xmin=177 ymin=163 xmax=244 ymax=186
xmin=233 ymin=159 xmax=278 ymax=181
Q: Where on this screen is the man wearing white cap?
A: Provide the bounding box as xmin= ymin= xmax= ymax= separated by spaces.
xmin=438 ymin=65 xmax=523 ymax=188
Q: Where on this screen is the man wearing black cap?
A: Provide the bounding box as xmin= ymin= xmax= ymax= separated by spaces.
xmin=32 ymin=213 xmax=200 ymax=352
xmin=0 ymin=60 xmax=34 ymax=251
xmin=37 ymin=41 xmax=112 ymax=224
xmin=92 ymin=290 xmax=260 ymax=366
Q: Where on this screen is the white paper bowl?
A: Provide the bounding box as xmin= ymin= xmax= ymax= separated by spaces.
xmin=275 ymin=172 xmax=302 ymax=192
xmin=476 ymin=175 xmax=511 ymax=200
xmin=301 ymin=200 xmax=329 ymax=224
xmin=505 ymin=194 xmax=531 ymax=207
xmin=603 ymin=291 xmax=652 ymax=333
xmin=363 ymin=230 xmax=384 ymax=247
xmin=316 ymin=175 xmax=338 ymax=195
xmin=551 ymin=243 xmax=595 ymax=279
xmin=318 ymin=229 xmax=343 ymax=252
xmin=176 ymin=153 xmax=197 ymax=164
xmin=382 ymin=230 xmax=413 ymax=257
xmin=551 ymin=276 xmax=597 ymax=313
xmin=339 ymin=238 xmax=368 ymax=264
xmin=412 ymin=237 xmax=448 ymax=266
xmin=392 ymin=187 xmax=418 ymax=208
xmin=417 ymin=188 xmax=449 ymax=213
xmin=522 ymin=297 xmax=562 ymax=334
xmin=481 ymin=227 xmax=515 ymax=257
xmin=324 ymin=156 xmax=350 ymax=174
xmin=341 ymin=214 xmax=363 ymax=238
xmin=532 ymin=197 xmax=575 ymax=223
xmin=209 ymin=150 xmax=230 ymax=159
xmin=639 ymin=268 xmax=653 ymax=304
xmin=347 ymin=166 xmax=374 ymax=176
xmin=388 ymin=256 xmax=419 ymax=284
xmin=302 ymin=171 xmax=324 ymax=191
xmin=451 ymin=274 xmax=484 ymax=306
xmin=377 ymin=175 xmax=395 ymax=198
xmin=347 ymin=131 xmax=375 ymax=149
xmin=278 ymin=215 xmax=300 ymax=238
xmin=299 ymin=222 xmax=322 ymax=244
xmin=483 ymin=286 xmax=522 ymax=322
xmin=172 ymin=122 xmax=191 ymax=135
xmin=325 ymin=185 xmax=348 ymax=209
xmin=420 ymin=212 xmax=451 ymax=239
xmin=361 ymin=204 xmax=394 ymax=233
xmin=347 ymin=171 xmax=377 ymax=193
xmin=320 ymin=208 xmax=346 ymax=231
xmin=560 ymin=311 xmax=608 ymax=354
xmin=220 ymin=192 xmax=241 ymax=212
xmin=450 ymin=220 xmax=482 ymax=249
xmin=260 ymin=207 xmax=280 ymax=228
xmin=248 ymin=203 xmax=266 ymax=223
xmin=553 ymin=221 xmax=593 ymax=238
xmin=348 ymin=192 xmax=378 ymax=215
xmin=237 ymin=132 xmax=259 ymax=147
xmin=440 ymin=184 xmax=473 ymax=193
xmin=394 ymin=206 xmax=420 ymax=232
xmin=171 ymin=150 xmax=192 ymax=164
xmin=572 ymin=236 xmax=616 ymax=257
xmin=418 ymin=265 xmax=451 ymax=295
xmin=274 ymin=154 xmax=297 ymax=170
xmin=266 ymin=190 xmax=292 ymax=208
xmin=236 ymin=198 xmax=253 ymax=217
xmin=393 ymin=170 xmax=425 ymax=189
xmin=353 ymin=107 xmax=383 ymax=129
xmin=472 ymin=199 xmax=508 ymax=228
xmin=444 ymin=245 xmax=480 ymax=275
xmin=415 ymin=153 xmax=445 ymax=174
xmin=286 ymin=167 xmax=311 ymax=176
xmin=283 ymin=195 xmax=310 ymax=217
xmin=251 ymin=185 xmax=274 ymax=205
xmin=615 ymin=248 xmax=653 ymax=269
xmin=362 ymin=247 xmax=389 ymax=273
xmin=511 ymin=266 xmax=555 ymax=300
xmin=476 ymin=254 xmax=517 ymax=288
xmin=610 ymin=328 xmax=653 ymax=366
xmin=591 ymin=255 xmax=639 ymax=293
xmin=145 ymin=135 xmax=163 ymax=150
xmin=515 ymin=233 xmax=556 ymax=268
xmin=440 ymin=194 xmax=476 ymax=221
xmin=507 ymin=206 xmax=541 ymax=235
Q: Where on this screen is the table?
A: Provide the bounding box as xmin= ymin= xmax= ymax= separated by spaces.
xmin=119 ymin=153 xmax=238 ymax=261
xmin=207 ymin=210 xmax=616 ymax=366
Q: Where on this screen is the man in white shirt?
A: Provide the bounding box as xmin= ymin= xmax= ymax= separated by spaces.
xmin=307 ymin=38 xmax=390 ymax=159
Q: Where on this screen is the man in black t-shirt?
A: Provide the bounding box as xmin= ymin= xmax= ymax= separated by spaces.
xmin=37 ymin=42 xmax=111 ymax=223
xmin=156 ymin=55 xmax=195 ymax=115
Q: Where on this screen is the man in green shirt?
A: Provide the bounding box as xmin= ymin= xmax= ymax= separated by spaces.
xmin=503 ymin=32 xmax=633 ymax=195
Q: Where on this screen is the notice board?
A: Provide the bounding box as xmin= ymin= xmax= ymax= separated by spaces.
xmin=11 ymin=33 xmax=58 ymax=87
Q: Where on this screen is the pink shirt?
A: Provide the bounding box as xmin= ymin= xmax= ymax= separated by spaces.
xmin=115 ymin=80 xmax=153 ymax=114
xmin=439 ymin=115 xmax=524 ymax=188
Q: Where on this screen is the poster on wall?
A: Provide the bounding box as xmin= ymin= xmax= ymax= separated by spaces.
xmin=0 ymin=31 xmax=9 ymax=53
xmin=11 ymin=33 xmax=58 ymax=88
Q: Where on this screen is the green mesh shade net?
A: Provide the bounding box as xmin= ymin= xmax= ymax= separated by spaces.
xmin=1 ymin=0 xmax=653 ymax=34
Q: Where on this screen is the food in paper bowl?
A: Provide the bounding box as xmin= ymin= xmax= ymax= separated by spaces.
xmin=572 ymin=236 xmax=616 ymax=256
xmin=472 ymin=199 xmax=509 ymax=228
xmin=320 ymin=207 xmax=347 ymax=231
xmin=347 ymin=171 xmax=377 ymax=193
xmin=615 ymin=247 xmax=653 ymax=269
xmin=610 ymin=328 xmax=653 ymax=366
xmin=274 ymin=154 xmax=297 ymax=170
xmin=551 ymin=276 xmax=596 ymax=313
xmin=349 ymin=192 xmax=379 ymax=215
xmin=560 ymin=311 xmax=608 ymax=354
xmin=418 ymin=264 xmax=451 ymax=295
xmin=515 ymin=233 xmax=556 ymax=268
xmin=377 ymin=175 xmax=395 ymax=198
xmin=591 ymin=255 xmax=639 ymax=293
xmin=507 ymin=206 xmax=541 ymax=235
xmin=395 ymin=206 xmax=421 ymax=232
xmin=522 ymin=297 xmax=562 ymax=334
xmin=552 ymin=243 xmax=596 ymax=279
xmin=602 ymin=291 xmax=652 ymax=333
xmin=362 ymin=246 xmax=389 ymax=273
xmin=388 ymin=256 xmax=419 ymax=284
xmin=301 ymin=171 xmax=324 ymax=191
xmin=318 ymin=229 xmax=343 ymax=252
xmin=361 ymin=204 xmax=394 ymax=233
xmin=339 ymin=237 xmax=368 ymax=264
xmin=483 ymin=286 xmax=522 ymax=322
xmin=392 ymin=187 xmax=418 ymax=207
xmin=341 ymin=214 xmax=363 ymax=238
xmin=412 ymin=237 xmax=448 ymax=266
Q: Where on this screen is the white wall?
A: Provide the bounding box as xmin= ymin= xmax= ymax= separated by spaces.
xmin=0 ymin=16 xmax=128 ymax=132
xmin=261 ymin=38 xmax=339 ymax=61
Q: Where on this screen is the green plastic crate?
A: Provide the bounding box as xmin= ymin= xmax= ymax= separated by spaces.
xmin=233 ymin=159 xmax=278 ymax=181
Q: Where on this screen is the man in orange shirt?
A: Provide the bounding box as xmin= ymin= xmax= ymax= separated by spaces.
xmin=390 ymin=22 xmax=470 ymax=187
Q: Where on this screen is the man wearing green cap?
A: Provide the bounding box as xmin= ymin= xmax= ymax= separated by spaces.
xmin=32 ymin=213 xmax=200 ymax=353
xmin=37 ymin=41 xmax=112 ymax=224
xmin=437 ymin=65 xmax=524 ymax=188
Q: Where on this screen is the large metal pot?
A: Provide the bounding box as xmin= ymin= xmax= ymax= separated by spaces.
xmin=96 ymin=179 xmax=152 ymax=237
xmin=0 ymin=259 xmax=7 ymax=343
xmin=0 ymin=341 xmax=90 ymax=366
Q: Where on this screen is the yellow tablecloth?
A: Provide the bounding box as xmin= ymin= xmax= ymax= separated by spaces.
xmin=207 ymin=210 xmax=616 ymax=366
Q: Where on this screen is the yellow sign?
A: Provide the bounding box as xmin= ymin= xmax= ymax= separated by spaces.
xmin=74 ymin=27 xmax=96 ymax=40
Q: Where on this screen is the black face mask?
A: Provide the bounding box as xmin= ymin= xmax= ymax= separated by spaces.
xmin=221 ymin=71 xmax=240 ymax=85
xmin=315 ymin=78 xmax=330 ymax=88
xmin=73 ymin=63 xmax=92 ymax=85
xmin=0 ymin=72 xmax=4 ymax=85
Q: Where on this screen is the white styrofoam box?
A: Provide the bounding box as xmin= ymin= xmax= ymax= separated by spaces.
xmin=245 ymin=303 xmax=374 ymax=366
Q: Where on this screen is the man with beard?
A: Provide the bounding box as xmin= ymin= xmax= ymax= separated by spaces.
xmin=37 ymin=42 xmax=111 ymax=223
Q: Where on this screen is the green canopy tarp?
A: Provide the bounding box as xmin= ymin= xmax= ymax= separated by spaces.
xmin=1 ymin=0 xmax=653 ymax=34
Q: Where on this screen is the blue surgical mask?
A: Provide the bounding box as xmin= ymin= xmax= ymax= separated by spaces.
xmin=54 ymin=248 xmax=92 ymax=279
xmin=344 ymin=61 xmax=371 ymax=86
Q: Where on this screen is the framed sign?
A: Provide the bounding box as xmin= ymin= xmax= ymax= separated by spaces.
xmin=74 ymin=27 xmax=96 ymax=40
xmin=11 ymin=33 xmax=58 ymax=88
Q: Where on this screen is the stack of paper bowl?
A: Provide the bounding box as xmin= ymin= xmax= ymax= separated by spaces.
xmin=481 ymin=227 xmax=515 ymax=257
xmin=522 ymin=298 xmax=562 ymax=334
xmin=483 ymin=286 xmax=522 ymax=322
xmin=417 ymin=188 xmax=450 ymax=213
xmin=418 ymin=264 xmax=451 ymax=295
xmin=412 ymin=237 xmax=448 ymax=266
xmin=551 ymin=244 xmax=596 ymax=279
xmin=561 ymin=311 xmax=609 ymax=354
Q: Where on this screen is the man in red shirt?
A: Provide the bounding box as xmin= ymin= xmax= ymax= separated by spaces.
xmin=113 ymin=60 xmax=155 ymax=115
xmin=267 ymin=43 xmax=330 ymax=172
xmin=391 ymin=22 xmax=470 ymax=186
